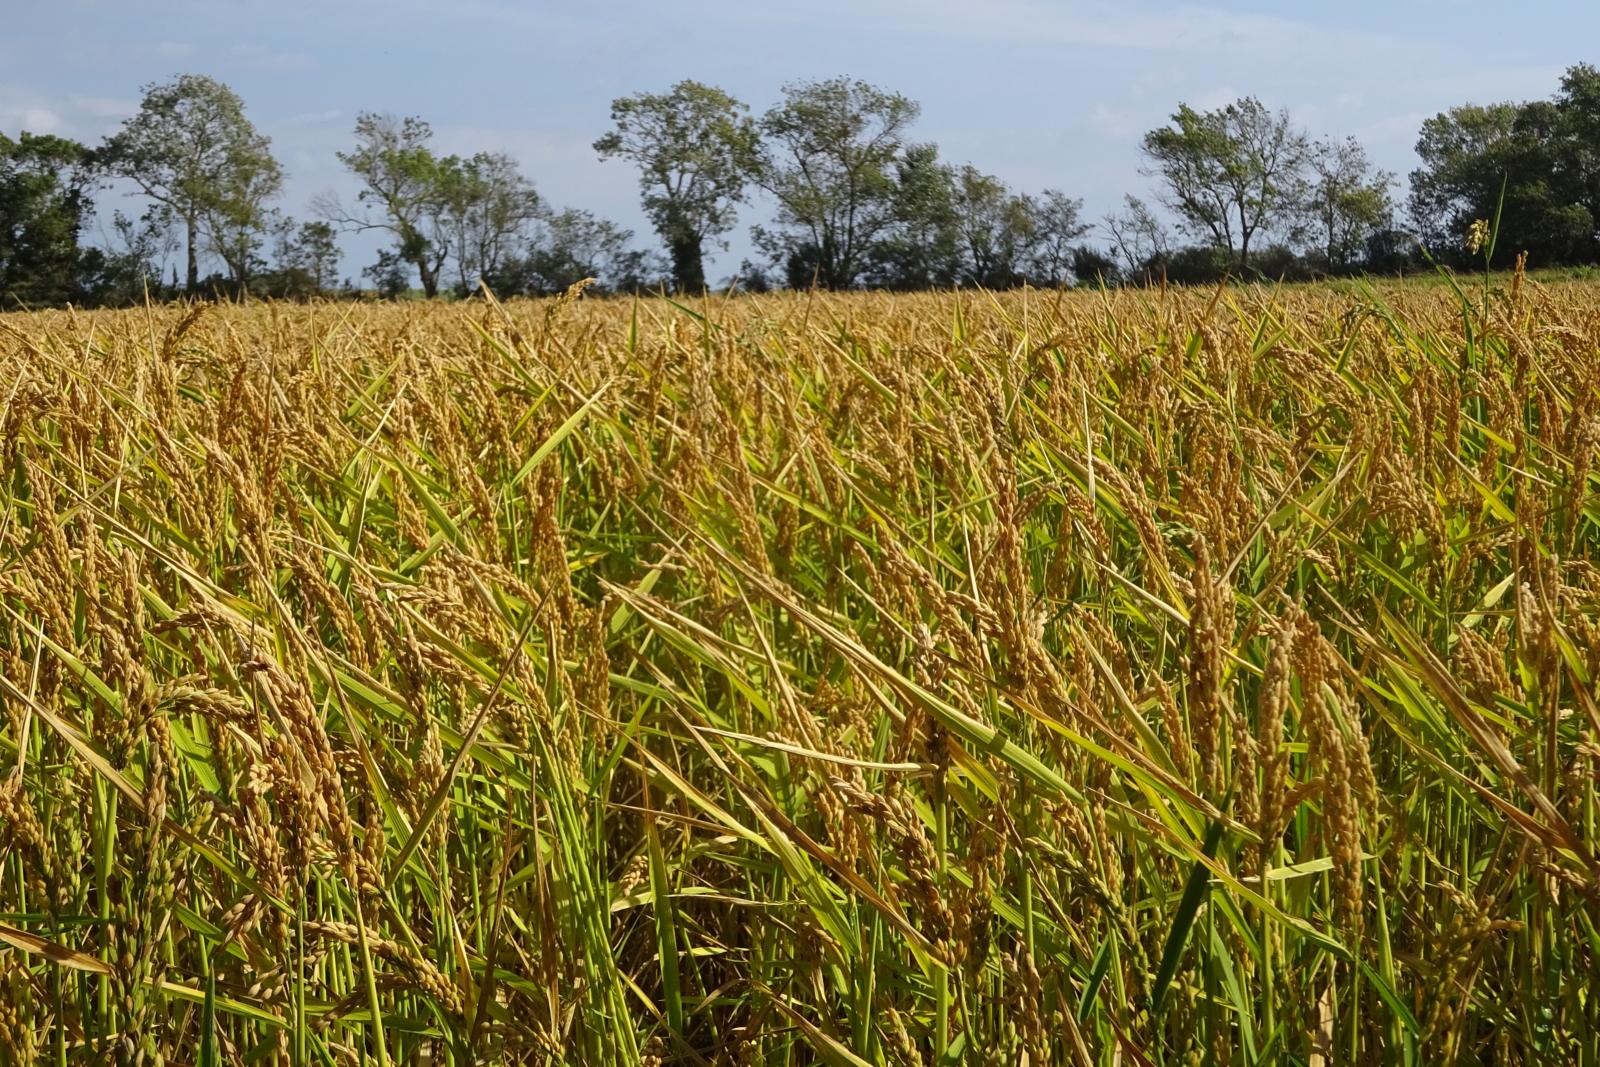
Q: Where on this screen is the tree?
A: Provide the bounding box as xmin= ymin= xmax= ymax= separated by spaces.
xmin=202 ymin=158 xmax=283 ymax=297
xmin=1506 ymin=101 xmax=1597 ymax=263
xmin=728 ymin=258 xmax=772 ymax=294
xmin=500 ymin=209 xmax=665 ymax=295
xmin=1408 ymin=100 xmax=1592 ymax=265
xmin=869 ymin=143 xmax=959 ymax=289
xmin=873 ymin=156 xmax=1086 ymax=289
xmin=1554 ymin=63 xmax=1600 ymax=253
xmin=328 ymin=118 xmax=544 ymax=298
xmin=104 ymin=74 xmax=281 ymax=294
xmin=753 ymin=78 xmax=920 ymax=289
xmin=1141 ymin=97 xmax=1309 ymax=270
xmin=324 ymin=113 xmax=452 ymax=298
xmin=1303 ymin=137 xmax=1393 ymax=271
xmin=594 ymin=80 xmax=759 ymax=294
xmin=1102 ymin=195 xmax=1171 ymax=281
xmin=1026 ymin=190 xmax=1091 ymax=286
xmin=363 ymin=248 xmax=412 ymax=298
xmin=1364 ymin=227 xmax=1423 ymax=274
xmin=438 ymin=151 xmax=542 ymax=294
xmin=948 ymin=165 xmax=1040 ymax=287
xmin=269 ymin=219 xmax=342 ymax=296
xmin=1069 ymin=245 xmax=1120 ymax=287
xmin=1407 ymin=102 xmax=1523 ymax=253
xmin=80 ymin=210 xmax=176 ymax=305
xmin=1158 ymin=245 xmax=1234 ymax=285
xmin=0 ymin=132 xmax=98 ymax=308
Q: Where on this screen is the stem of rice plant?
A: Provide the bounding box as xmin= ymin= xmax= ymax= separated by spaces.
xmin=935 ymin=766 xmax=950 ymax=1059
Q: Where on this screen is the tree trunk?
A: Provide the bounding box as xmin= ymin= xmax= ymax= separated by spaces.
xmin=821 ymin=234 xmax=841 ymax=290
xmin=186 ymin=216 xmax=199 ymax=294
xmin=669 ymin=233 xmax=706 ymax=295
xmin=418 ymin=260 xmax=439 ymax=299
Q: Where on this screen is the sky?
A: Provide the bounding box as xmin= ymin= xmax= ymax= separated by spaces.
xmin=2 ymin=0 xmax=1592 ymax=284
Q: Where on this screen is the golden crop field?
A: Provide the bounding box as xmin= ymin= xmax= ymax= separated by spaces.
xmin=0 ymin=277 xmax=1596 ymax=1064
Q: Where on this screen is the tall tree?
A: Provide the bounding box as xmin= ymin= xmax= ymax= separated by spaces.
xmin=202 ymin=159 xmax=283 ymax=296
xmin=1303 ymin=137 xmax=1393 ymax=270
xmin=594 ymin=80 xmax=759 ymax=294
xmin=104 ymin=74 xmax=281 ymax=294
xmin=1555 ymin=63 xmax=1600 ymax=252
xmin=0 ymin=132 xmax=98 ymax=308
xmin=949 ymin=165 xmax=1046 ymax=287
xmin=1408 ymin=100 xmax=1591 ymax=264
xmin=1141 ymin=97 xmax=1309 ymax=270
xmin=1407 ymin=102 xmax=1522 ymax=251
xmin=869 ymin=143 xmax=959 ymax=290
xmin=753 ymin=77 xmax=920 ymax=289
xmin=82 ymin=210 xmax=176 ymax=305
xmin=323 ymin=113 xmax=451 ymax=298
xmin=504 ymin=208 xmax=664 ymax=295
xmin=438 ymin=151 xmax=542 ymax=293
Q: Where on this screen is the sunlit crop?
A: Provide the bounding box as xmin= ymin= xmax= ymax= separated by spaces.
xmin=0 ymin=275 xmax=1596 ymax=1063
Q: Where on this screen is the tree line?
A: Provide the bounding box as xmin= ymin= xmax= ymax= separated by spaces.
xmin=5 ymin=65 xmax=1600 ymax=308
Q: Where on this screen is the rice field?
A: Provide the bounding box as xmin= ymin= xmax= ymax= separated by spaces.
xmin=0 ymin=275 xmax=1597 ymax=1064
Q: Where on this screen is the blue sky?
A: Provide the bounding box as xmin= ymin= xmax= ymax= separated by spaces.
xmin=2 ymin=0 xmax=1590 ymax=283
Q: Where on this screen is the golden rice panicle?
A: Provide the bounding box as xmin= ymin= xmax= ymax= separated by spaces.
xmin=1451 ymin=624 xmax=1512 ymax=712
xmin=1255 ymin=614 xmax=1294 ymax=854
xmin=1293 ymin=613 xmax=1365 ymax=938
xmin=0 ymin=774 xmax=49 ymax=899
xmin=111 ymin=712 xmax=177 ymax=1060
xmin=0 ymin=950 xmax=34 ymax=1064
xmin=1186 ymin=535 xmax=1228 ymax=795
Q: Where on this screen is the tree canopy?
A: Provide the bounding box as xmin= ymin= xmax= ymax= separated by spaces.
xmin=18 ymin=63 xmax=1600 ymax=310
xmin=753 ymin=78 xmax=920 ymax=290
xmin=0 ymin=132 xmax=98 ymax=308
xmin=1141 ymin=97 xmax=1310 ymax=271
xmin=324 ymin=113 xmax=454 ymax=298
xmin=104 ymin=73 xmax=281 ymax=294
xmin=595 ymin=80 xmax=759 ymax=294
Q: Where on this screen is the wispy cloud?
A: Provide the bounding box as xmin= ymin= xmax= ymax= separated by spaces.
xmin=149 ymin=39 xmax=194 ymax=60
xmin=0 ymin=86 xmax=142 ymax=138
xmin=1187 ymin=85 xmax=1244 ymax=112
xmin=0 ymin=104 xmax=63 ymax=133
xmin=1087 ymin=104 xmax=1145 ymax=142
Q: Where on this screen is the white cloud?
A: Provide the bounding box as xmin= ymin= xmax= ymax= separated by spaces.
xmin=19 ymin=106 xmax=63 ymax=132
xmin=0 ymin=87 xmax=64 ymax=134
xmin=0 ymin=86 xmax=142 ymax=138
